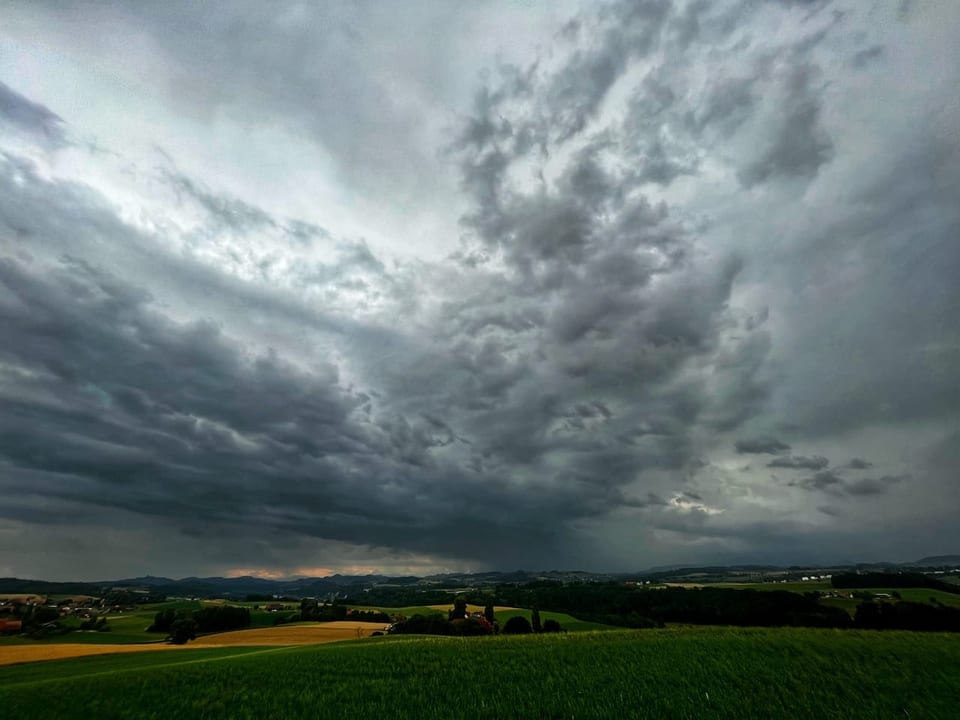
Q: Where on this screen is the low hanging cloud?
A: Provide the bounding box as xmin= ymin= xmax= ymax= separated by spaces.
xmin=789 ymin=471 xmax=907 ymax=499
xmin=845 ymin=475 xmax=907 ymax=497
xmin=789 ymin=471 xmax=845 ymax=494
xmin=0 ymin=82 xmax=66 ymax=144
xmin=735 ymin=437 xmax=792 ymax=455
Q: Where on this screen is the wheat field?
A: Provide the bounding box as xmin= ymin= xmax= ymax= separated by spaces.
xmin=191 ymin=621 xmax=388 ymax=646
xmin=0 ymin=642 xmax=195 ymax=666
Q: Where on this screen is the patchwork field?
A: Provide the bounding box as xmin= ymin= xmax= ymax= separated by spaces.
xmin=1 ymin=627 xmax=958 ymax=719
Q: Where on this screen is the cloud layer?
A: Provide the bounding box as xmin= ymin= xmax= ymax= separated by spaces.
xmin=0 ymin=0 xmax=958 ymax=578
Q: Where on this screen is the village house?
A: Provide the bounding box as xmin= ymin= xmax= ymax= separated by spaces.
xmin=0 ymin=618 xmax=23 ymax=634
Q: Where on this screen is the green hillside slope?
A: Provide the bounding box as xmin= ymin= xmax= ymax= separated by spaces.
xmin=2 ymin=627 xmax=958 ymax=719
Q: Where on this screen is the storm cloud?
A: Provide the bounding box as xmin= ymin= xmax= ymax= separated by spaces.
xmin=768 ymin=456 xmax=830 ymax=471
xmin=0 ymin=81 xmax=65 ymax=144
xmin=0 ymin=0 xmax=958 ymax=579
xmin=736 ymin=437 xmax=791 ymax=455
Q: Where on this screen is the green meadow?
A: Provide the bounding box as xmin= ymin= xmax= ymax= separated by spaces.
xmin=2 ymin=627 xmax=958 ymax=719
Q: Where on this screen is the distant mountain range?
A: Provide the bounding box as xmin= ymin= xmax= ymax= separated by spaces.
xmin=1 ymin=556 xmax=956 ymax=599
xmin=912 ymin=555 xmax=960 ymax=566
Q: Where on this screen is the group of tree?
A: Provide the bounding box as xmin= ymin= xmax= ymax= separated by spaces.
xmin=500 ymin=612 xmax=563 ymax=635
xmin=298 ymin=599 xmax=390 ymax=624
xmin=388 ymin=598 xmax=562 ymax=637
xmin=148 ymin=604 xmax=251 ymax=644
xmin=12 ymin=603 xmax=60 ymax=628
xmin=100 ymin=589 xmax=166 ymax=606
xmin=490 ymin=583 xmax=850 ymax=629
xmin=390 ymin=613 xmax=494 ymax=636
xmin=352 ymin=578 xmax=960 ymax=634
xmin=854 ymin=600 xmax=960 ymax=631
xmin=344 ymin=587 xmax=463 ymax=607
xmin=77 ymin=616 xmax=109 ymax=632
xmin=7 ymin=603 xmax=70 ymax=638
xmin=832 ymin=573 xmax=960 ymax=594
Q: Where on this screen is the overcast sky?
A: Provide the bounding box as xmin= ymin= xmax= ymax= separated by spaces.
xmin=0 ymin=0 xmax=957 ymax=581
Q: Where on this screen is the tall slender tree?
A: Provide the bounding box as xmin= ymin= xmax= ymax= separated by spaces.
xmin=484 ymin=601 xmax=495 ymax=624
xmin=449 ymin=595 xmax=467 ymax=621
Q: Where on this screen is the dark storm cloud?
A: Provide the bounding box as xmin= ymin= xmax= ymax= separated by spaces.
xmin=844 ymin=475 xmax=906 ymax=497
xmin=735 ymin=437 xmax=791 ymax=455
xmin=767 ymin=455 xmax=829 ymax=470
xmin=789 ymin=470 xmax=844 ymax=493
xmin=0 ymin=82 xmax=65 ymax=143
xmin=737 ymin=62 xmax=834 ymax=187
xmin=0 ymin=245 xmax=609 ymax=566
xmin=2 ymin=0 xmax=959 ymax=577
xmin=788 ymin=470 xmax=905 ymax=499
xmin=0 ymin=0 xmax=857 ymax=574
xmin=545 ymin=0 xmax=672 ymax=141
xmin=0 ymin=141 xmax=729 ymax=570
xmin=768 ymin=129 xmax=960 ymax=437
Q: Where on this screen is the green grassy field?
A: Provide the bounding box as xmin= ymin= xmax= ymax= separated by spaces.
xmin=1 ymin=627 xmax=958 ymax=719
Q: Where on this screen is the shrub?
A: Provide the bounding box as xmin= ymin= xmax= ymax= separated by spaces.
xmin=502 ymin=616 xmax=532 ymax=635
xmin=169 ymin=618 xmax=197 ymax=645
xmin=542 ymin=619 xmax=562 ymax=633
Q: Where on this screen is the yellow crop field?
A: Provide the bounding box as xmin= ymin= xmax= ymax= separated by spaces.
xmin=0 ymin=642 xmax=193 ymax=666
xmin=0 ymin=595 xmax=46 ymax=604
xmin=191 ymin=621 xmax=388 ymax=646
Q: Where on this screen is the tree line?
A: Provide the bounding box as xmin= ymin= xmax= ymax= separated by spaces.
xmin=354 ymin=582 xmax=960 ymax=633
xmin=387 ymin=599 xmax=563 ymax=637
xmin=298 ymin=599 xmax=390 ymax=624
xmin=832 ymin=573 xmax=960 ymax=594
xmin=149 ymin=605 xmax=251 ymax=644
xmin=854 ymin=600 xmax=960 ymax=631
